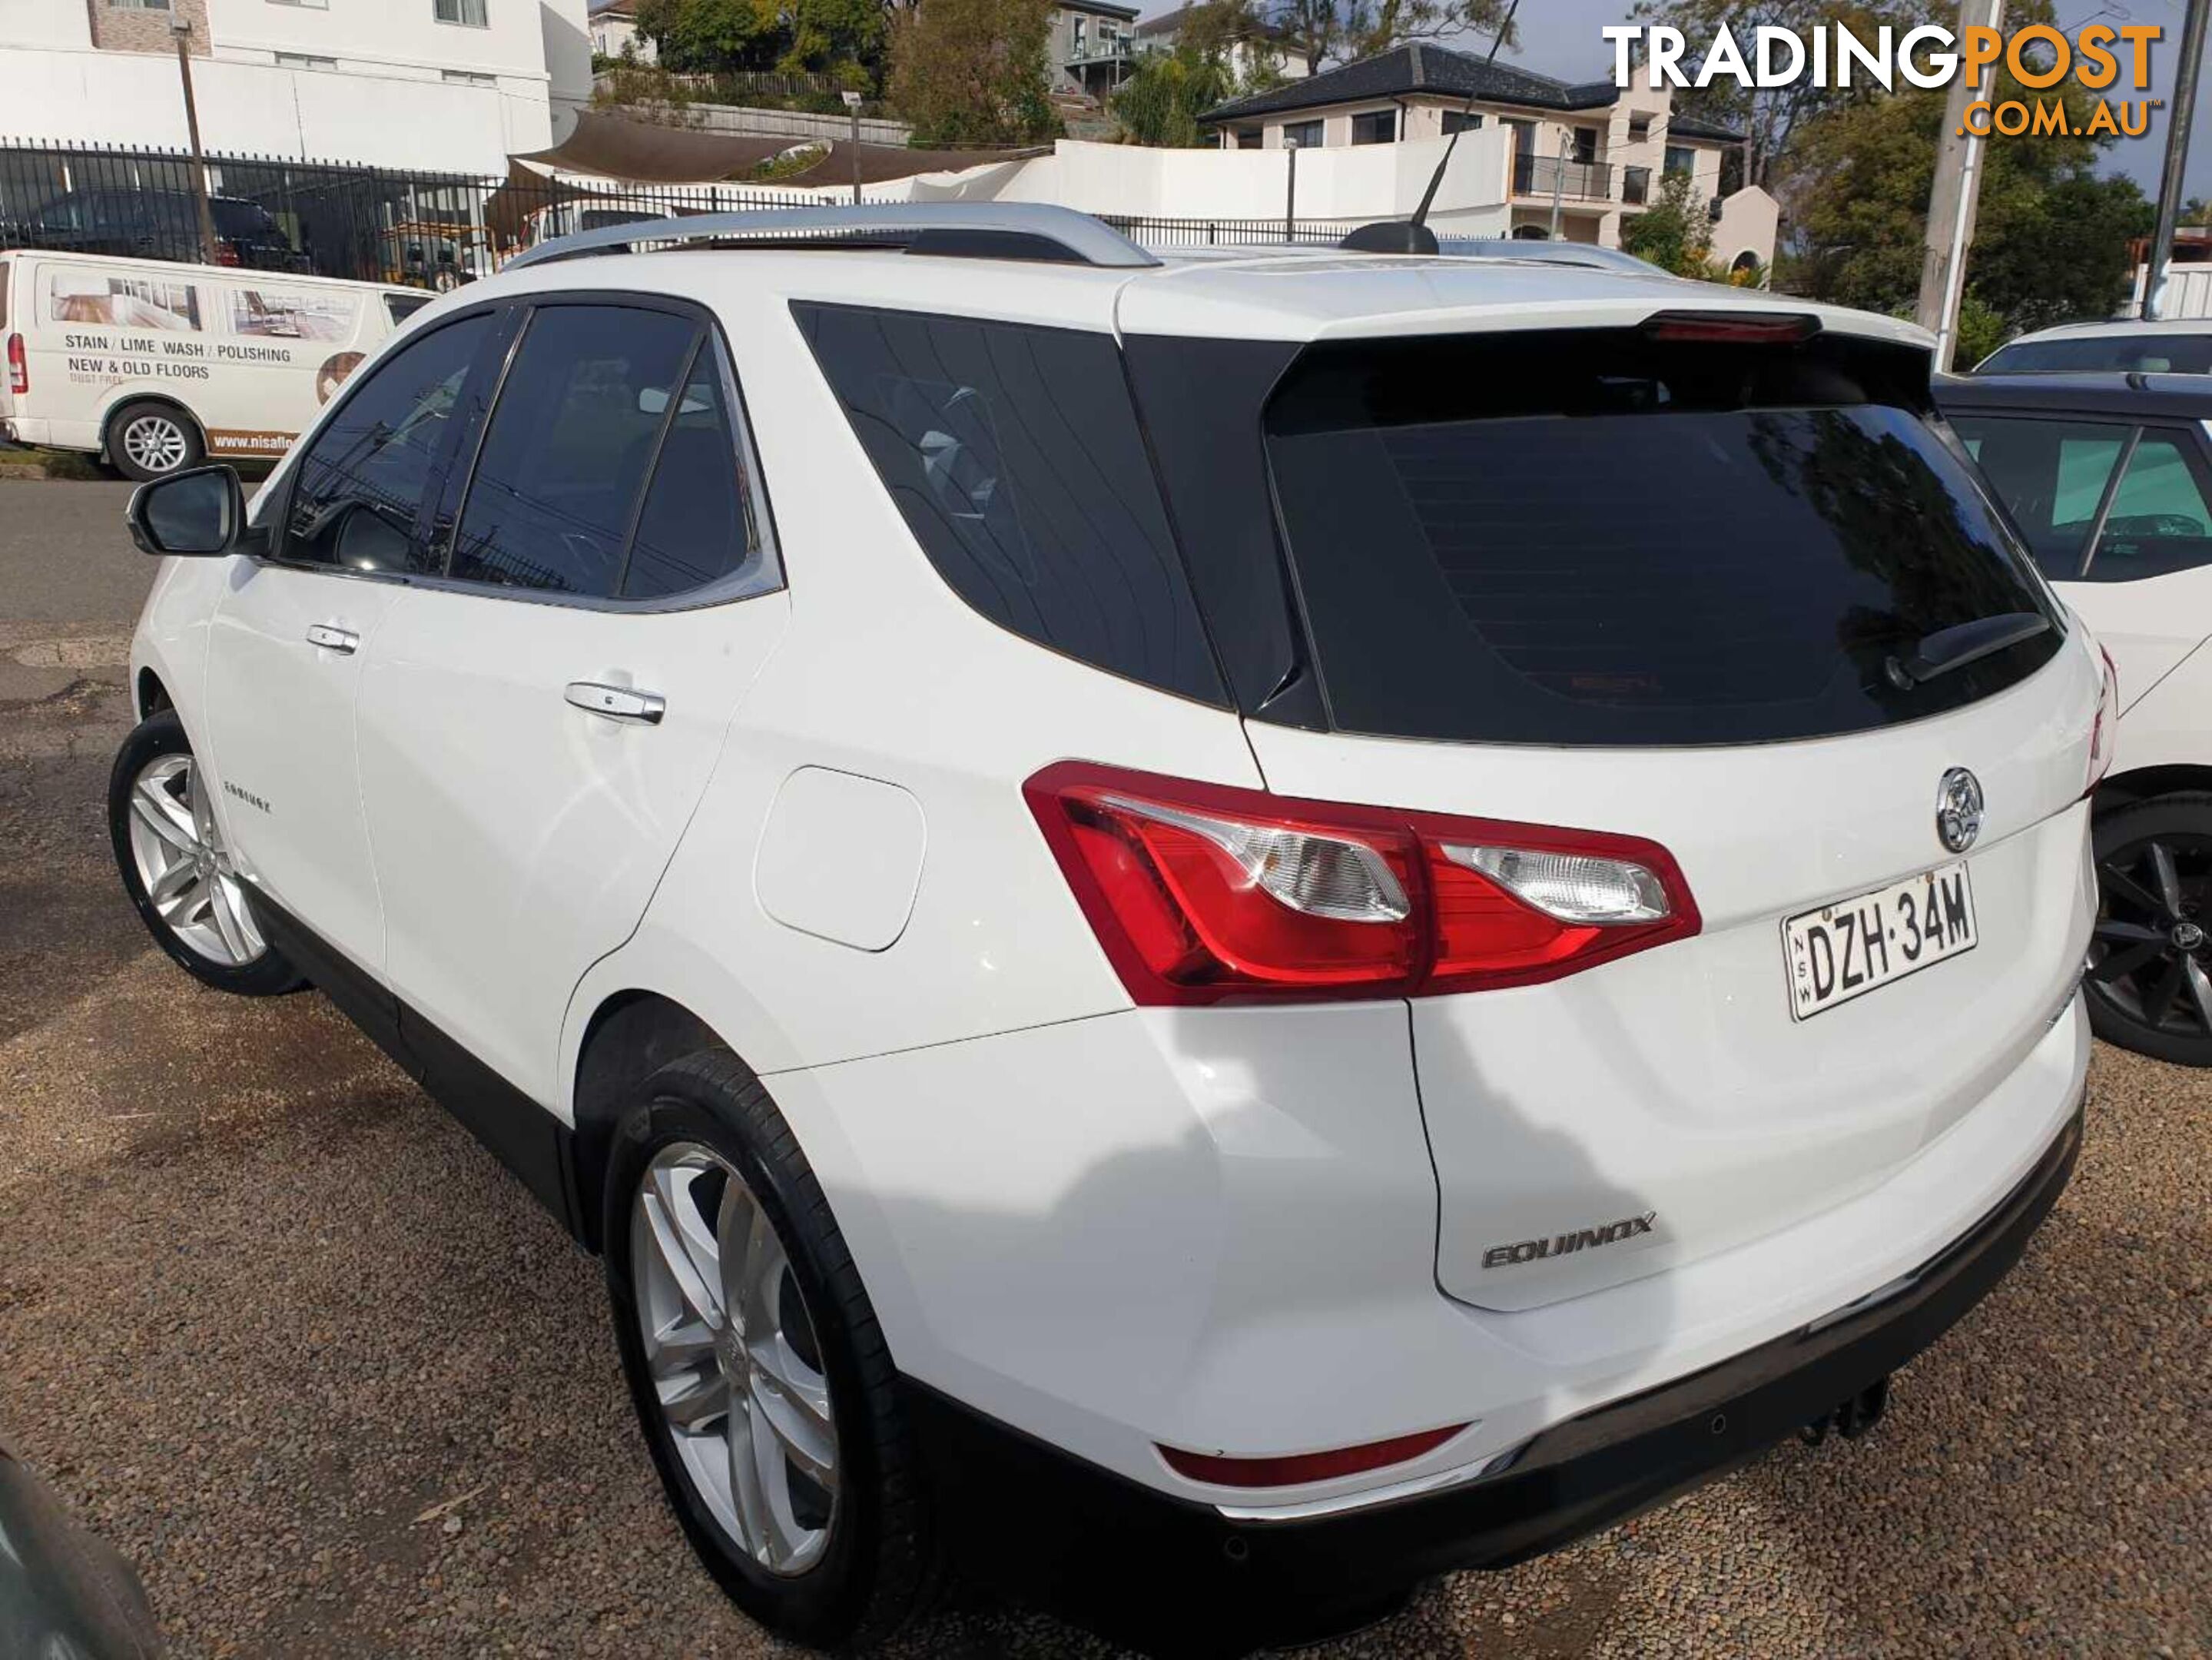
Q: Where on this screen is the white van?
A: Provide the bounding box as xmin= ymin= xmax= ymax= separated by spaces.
xmin=0 ymin=251 xmax=432 ymax=480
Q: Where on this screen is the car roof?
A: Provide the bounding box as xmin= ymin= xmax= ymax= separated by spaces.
xmin=1998 ymin=317 xmax=2212 ymax=344
xmin=1934 ymin=371 xmax=2212 ymax=421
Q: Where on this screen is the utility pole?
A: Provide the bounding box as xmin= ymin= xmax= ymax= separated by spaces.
xmin=2145 ymin=0 xmax=2212 ymax=318
xmin=842 ymin=90 xmax=864 ymax=207
xmin=1547 ymin=128 xmax=1568 ymax=240
xmin=1915 ymin=0 xmax=2005 ymax=369
xmin=171 ymin=12 xmax=220 ymax=267
xmin=1284 ymin=134 xmax=1298 ymax=242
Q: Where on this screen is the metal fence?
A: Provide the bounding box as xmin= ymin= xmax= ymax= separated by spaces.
xmin=0 ymin=138 xmax=1373 ymax=286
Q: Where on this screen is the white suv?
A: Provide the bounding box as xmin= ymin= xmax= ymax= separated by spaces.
xmin=111 ymin=206 xmax=2104 ymax=1655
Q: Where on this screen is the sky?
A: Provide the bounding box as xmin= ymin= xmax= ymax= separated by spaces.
xmin=1264 ymin=0 xmax=2210 ymax=199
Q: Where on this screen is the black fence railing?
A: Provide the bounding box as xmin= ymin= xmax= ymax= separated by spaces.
xmin=1511 ymin=154 xmax=1613 ymax=203
xmin=0 ymin=140 xmax=1392 ymax=283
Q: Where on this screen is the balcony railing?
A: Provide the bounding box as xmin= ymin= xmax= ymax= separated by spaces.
xmin=1066 ymin=36 xmax=1136 ymax=65
xmin=1512 ymin=154 xmax=1613 ymax=203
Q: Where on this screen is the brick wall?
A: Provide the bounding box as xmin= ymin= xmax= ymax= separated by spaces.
xmin=85 ymin=0 xmax=210 ymax=55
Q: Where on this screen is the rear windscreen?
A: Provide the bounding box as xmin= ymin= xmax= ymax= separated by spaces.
xmin=1265 ymin=330 xmax=2062 ymax=746
xmin=1979 ymin=334 xmax=2212 ymax=374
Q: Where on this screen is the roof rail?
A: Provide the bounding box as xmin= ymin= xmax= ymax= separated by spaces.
xmin=505 ymin=203 xmax=1162 ymax=272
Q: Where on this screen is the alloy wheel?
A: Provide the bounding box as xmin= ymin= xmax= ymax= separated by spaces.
xmin=121 ymin=414 xmax=190 ymax=476
xmin=124 ymin=752 xmax=267 ymax=968
xmin=2088 ymin=833 xmax=2212 ymax=1038
xmin=631 ymin=1143 xmax=838 ymax=1577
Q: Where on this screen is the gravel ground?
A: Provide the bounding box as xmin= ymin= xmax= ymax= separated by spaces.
xmin=2 ymin=668 xmax=2207 ymax=1658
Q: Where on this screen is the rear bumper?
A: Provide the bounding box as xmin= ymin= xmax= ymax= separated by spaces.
xmin=905 ymin=1097 xmax=2084 ymax=1655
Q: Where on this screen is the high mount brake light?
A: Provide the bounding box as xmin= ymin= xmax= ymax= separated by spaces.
xmin=2087 ymin=644 xmax=2119 ymax=797
xmin=1640 ymin=310 xmax=1822 ymax=345
xmin=1024 ymin=762 xmax=1700 ymax=1006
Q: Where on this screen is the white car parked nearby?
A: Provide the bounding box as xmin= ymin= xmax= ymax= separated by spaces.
xmin=1940 ymin=370 xmax=2212 ymax=1065
xmin=111 ymin=206 xmax=2103 ymax=1655
xmin=0 ymin=250 xmax=433 ymax=480
xmin=1975 ymin=317 xmax=2212 ymax=376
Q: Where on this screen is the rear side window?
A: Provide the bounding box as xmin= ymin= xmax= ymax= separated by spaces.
xmin=449 ymin=304 xmax=697 ymax=596
xmin=1946 ymin=414 xmax=2128 ymax=577
xmin=1981 ymin=334 xmax=2212 ymax=374
xmin=622 ymin=347 xmax=767 ymax=599
xmin=1265 ymin=330 xmax=2061 ymax=747
xmin=385 ymin=292 xmax=433 ymax=326
xmin=284 ymin=312 xmax=493 ymax=573
xmin=794 ymin=302 xmax=1224 ymax=707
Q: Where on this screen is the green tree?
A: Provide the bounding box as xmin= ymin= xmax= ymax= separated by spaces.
xmin=1785 ymin=65 xmax=2151 ymax=334
xmin=633 ymin=0 xmax=783 ymax=72
xmin=1269 ymin=0 xmax=1516 ymax=78
xmin=888 ymin=0 xmax=1060 ymax=144
xmin=1113 ymin=49 xmax=1237 ymax=147
xmin=1620 ymin=169 xmax=1713 ymax=276
xmin=1628 ymin=0 xmax=1938 ymax=191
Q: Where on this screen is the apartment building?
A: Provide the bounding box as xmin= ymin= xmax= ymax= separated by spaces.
xmin=1052 ymin=0 xmax=1142 ymax=100
xmin=1199 ymin=42 xmax=1774 ymax=268
xmin=1130 ymin=2 xmax=1309 ymax=85
xmin=0 ymin=0 xmax=595 ymax=173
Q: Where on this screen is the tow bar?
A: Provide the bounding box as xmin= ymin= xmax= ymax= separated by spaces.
xmin=1800 ymin=1375 xmax=1890 ymax=1446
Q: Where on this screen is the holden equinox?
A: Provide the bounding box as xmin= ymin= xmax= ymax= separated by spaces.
xmin=111 ymin=206 xmax=2103 ymax=1655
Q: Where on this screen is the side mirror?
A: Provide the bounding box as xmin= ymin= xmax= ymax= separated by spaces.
xmin=127 ymin=464 xmax=244 ymax=558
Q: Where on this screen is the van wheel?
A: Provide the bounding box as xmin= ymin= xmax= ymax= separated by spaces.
xmin=108 ymin=402 xmax=204 ymax=483
xmin=603 ymin=1050 xmax=937 ymax=1649
xmin=2086 ymin=791 xmax=2212 ymax=1067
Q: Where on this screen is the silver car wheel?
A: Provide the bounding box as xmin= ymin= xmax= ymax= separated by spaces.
xmin=121 ymin=413 xmax=191 ymax=476
xmin=124 ymin=752 xmax=266 ymax=968
xmin=632 ymin=1142 xmax=838 ymax=1578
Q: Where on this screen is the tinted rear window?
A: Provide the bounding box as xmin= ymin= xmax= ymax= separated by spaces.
xmin=1980 ymin=334 xmax=2212 ymax=374
xmin=1265 ymin=330 xmax=2061 ymax=746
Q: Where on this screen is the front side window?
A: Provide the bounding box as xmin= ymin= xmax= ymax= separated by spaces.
xmin=1262 ymin=330 xmax=2060 ymax=746
xmin=2091 ymin=430 xmax=2212 ymax=579
xmin=794 ymin=302 xmax=1223 ymax=705
xmin=447 ymin=304 xmax=697 ymax=597
xmin=283 ymin=313 xmax=493 ymax=573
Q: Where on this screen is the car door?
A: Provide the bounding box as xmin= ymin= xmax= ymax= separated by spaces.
xmin=1950 ymin=410 xmax=2212 ymax=705
xmin=355 ymin=295 xmax=790 ymax=1132
xmin=203 ymin=307 xmax=505 ymax=995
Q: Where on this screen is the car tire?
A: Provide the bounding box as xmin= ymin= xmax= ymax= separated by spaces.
xmin=2085 ymin=790 xmax=2212 ymax=1066
xmin=108 ymin=711 xmax=304 ymax=997
xmin=108 ymin=401 xmax=204 ymax=483
xmin=602 ymin=1048 xmax=938 ymax=1651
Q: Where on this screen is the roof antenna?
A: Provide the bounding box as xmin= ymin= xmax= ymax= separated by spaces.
xmin=1340 ymin=0 xmax=1520 ymax=255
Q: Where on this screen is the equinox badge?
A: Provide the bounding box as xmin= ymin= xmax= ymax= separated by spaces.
xmin=1483 ymin=1212 xmax=1656 ymax=1269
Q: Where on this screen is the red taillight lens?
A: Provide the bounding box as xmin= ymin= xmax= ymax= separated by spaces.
xmin=2086 ymin=643 xmax=2118 ymax=797
xmin=1025 ymin=762 xmax=1700 ymax=1005
xmin=6 ymin=334 xmax=25 ymax=396
xmin=1158 ymin=1423 xmax=1467 ymax=1488
xmin=215 ymin=243 xmax=242 ymax=267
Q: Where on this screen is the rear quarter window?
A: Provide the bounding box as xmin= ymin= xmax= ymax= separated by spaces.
xmin=1264 ymin=329 xmax=2062 ymax=747
xmin=793 ymin=302 xmax=1225 ymax=708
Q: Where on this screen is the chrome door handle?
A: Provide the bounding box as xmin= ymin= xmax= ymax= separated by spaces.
xmin=565 ymin=682 xmax=665 ymax=725
xmin=306 ymin=624 xmax=359 ymax=655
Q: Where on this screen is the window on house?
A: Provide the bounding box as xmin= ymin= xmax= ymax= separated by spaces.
xmin=1351 ymin=110 xmax=1397 ymax=145
xmin=434 ymin=0 xmax=489 ymax=25
xmin=1663 ymin=143 xmax=1696 ymax=177
xmin=1235 ymin=128 xmax=1263 ymax=149
xmin=442 ymin=68 xmax=496 ymax=85
xmin=107 ymin=0 xmax=171 ymax=9
xmin=1282 ymin=118 xmax=1322 ymax=148
xmin=1570 ymin=126 xmax=1597 ymax=164
xmin=1627 ymin=114 xmax=1651 ymax=141
xmin=268 ymin=0 xmax=330 ymax=8
xmin=1441 ymin=111 xmax=1483 ymax=134
xmin=274 ymin=51 xmax=337 ymax=68
xmin=1622 ymin=164 xmax=1650 ymax=205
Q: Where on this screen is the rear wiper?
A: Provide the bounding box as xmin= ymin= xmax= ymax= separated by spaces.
xmin=1885 ymin=612 xmax=2051 ymax=689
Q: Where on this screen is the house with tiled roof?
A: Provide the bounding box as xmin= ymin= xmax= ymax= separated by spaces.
xmin=1199 ymin=42 xmax=1769 ymax=264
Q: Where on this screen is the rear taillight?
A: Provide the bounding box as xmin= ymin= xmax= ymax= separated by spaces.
xmin=215 ymin=243 xmax=242 ymax=267
xmin=1024 ymin=762 xmax=1700 ymax=1005
xmin=2087 ymin=643 xmax=2118 ymax=797
xmin=6 ymin=334 xmax=25 ymax=396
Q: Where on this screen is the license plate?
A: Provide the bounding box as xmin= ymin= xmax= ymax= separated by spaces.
xmin=1784 ymin=862 xmax=1978 ymax=1021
